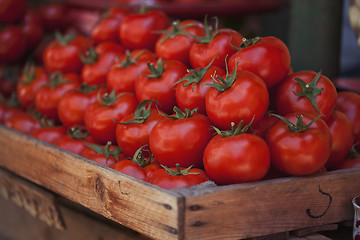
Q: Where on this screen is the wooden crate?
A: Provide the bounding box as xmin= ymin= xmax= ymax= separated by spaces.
xmin=0 ymin=125 xmax=359 ymax=240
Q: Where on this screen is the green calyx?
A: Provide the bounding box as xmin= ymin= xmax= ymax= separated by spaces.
xmin=347 ymin=143 xmax=360 ymax=159
xmin=143 ymin=58 xmax=164 ymax=79
xmin=80 ymin=48 xmax=98 ymax=65
xmin=115 ymin=50 xmax=144 ymax=68
xmin=293 ymin=71 xmax=324 ymax=114
xmin=97 ymin=89 xmax=121 ymax=106
xmin=187 ymin=16 xmax=219 ymax=44
xmin=31 ymin=109 xmax=55 ymax=127
xmin=213 ymin=118 xmax=254 ymax=138
xmin=230 ymin=36 xmax=262 ymax=51
xmin=162 ymin=163 xmax=199 ymax=176
xmin=21 ymin=63 xmax=36 ymax=85
xmin=74 ymin=83 xmax=99 ymax=93
xmin=85 ymin=141 xmax=122 ymax=162
xmin=174 ymin=57 xmax=215 ymax=91
xmin=114 ymin=99 xmax=157 ymax=125
xmin=155 ymin=20 xmax=199 ymax=45
xmin=67 ymin=126 xmax=90 ymax=140
xmin=160 ymin=106 xmax=198 ymax=120
xmin=131 ymin=145 xmax=153 ymax=168
xmin=271 ymin=113 xmax=323 ymax=133
xmin=55 ymin=31 xmax=75 ymax=46
xmin=207 ymin=57 xmax=237 ymax=92
xmin=48 ymin=72 xmax=69 ymax=89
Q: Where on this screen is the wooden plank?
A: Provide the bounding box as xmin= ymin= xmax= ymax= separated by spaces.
xmin=0 ymin=126 xmax=183 ymax=240
xmin=180 ymin=168 xmax=359 ymax=239
xmin=0 ymin=168 xmax=65 ymax=230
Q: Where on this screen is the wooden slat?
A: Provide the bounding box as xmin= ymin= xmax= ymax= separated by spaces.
xmin=0 ymin=126 xmax=183 ymax=240
xmin=180 ymin=168 xmax=360 ymax=239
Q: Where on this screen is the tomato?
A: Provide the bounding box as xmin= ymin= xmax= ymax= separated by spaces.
xmin=325 ymin=110 xmax=354 ymax=169
xmin=55 ymin=126 xmax=95 ymax=155
xmin=17 ymin=65 xmax=49 ymax=109
xmin=0 ymin=0 xmax=26 ymax=23
xmin=147 ymin=165 xmax=209 ymax=190
xmin=35 ymin=72 xmax=80 ymax=121
xmin=335 ymin=145 xmax=360 ymax=170
xmin=38 ymin=3 xmax=69 ymax=31
xmin=0 ymin=64 xmax=20 ymax=98
xmin=0 ymin=100 xmax=7 ymax=123
xmin=43 ymin=32 xmax=91 ymax=74
xmin=175 ymin=60 xmax=225 ymax=115
xmin=58 ymin=84 xmax=107 ymax=128
xmin=81 ymin=141 xmax=125 ymax=167
xmin=84 ymin=90 xmax=138 ymax=145
xmin=135 ymin=58 xmax=187 ymax=114
xmin=107 ymin=49 xmax=156 ymax=93
xmin=112 ymin=160 xmax=147 ymax=180
xmin=81 ymin=45 xmax=124 ymax=86
xmin=251 ymin=112 xmax=279 ymax=139
xmin=206 ymin=68 xmax=269 ymax=130
xmin=228 ymin=36 xmax=291 ymax=88
xmin=336 ymin=91 xmax=360 ymax=151
xmin=30 ymin=126 xmax=67 ymax=144
xmin=119 ymin=9 xmax=170 ymax=51
xmin=203 ymin=122 xmax=271 ymax=185
xmin=94 ymin=41 xmax=125 ymax=55
xmin=266 ymin=112 xmax=332 ymax=176
xmin=5 ymin=110 xmax=41 ymax=134
xmin=155 ymin=20 xmax=205 ymax=66
xmin=275 ymin=71 xmax=337 ymax=122
xmin=149 ymin=107 xmax=213 ymax=168
xmin=21 ymin=9 xmax=44 ymax=50
xmin=0 ymin=26 xmax=27 ymax=64
xmin=188 ymin=18 xmax=243 ymax=69
xmin=115 ymin=100 xmax=164 ymax=158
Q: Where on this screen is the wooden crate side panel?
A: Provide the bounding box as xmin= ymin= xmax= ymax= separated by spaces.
xmin=183 ymin=170 xmax=360 ymax=240
xmin=0 ymin=126 xmax=183 ymax=240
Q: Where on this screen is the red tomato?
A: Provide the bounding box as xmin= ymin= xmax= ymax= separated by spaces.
xmin=112 ymin=160 xmax=147 ymax=181
xmin=58 ymin=84 xmax=107 ymax=128
xmin=43 ymin=32 xmax=91 ymax=74
xmin=17 ymin=65 xmax=49 ymax=109
xmin=0 ymin=100 xmax=8 ymax=123
xmin=336 ymin=91 xmax=360 ymax=151
xmin=149 ymin=107 xmax=213 ymax=168
xmin=188 ymin=20 xmax=243 ymax=69
xmin=176 ymin=60 xmax=225 ymax=115
xmin=38 ymin=3 xmax=69 ymax=31
xmin=335 ymin=145 xmax=360 ymax=170
xmin=206 ymin=69 xmax=269 ymax=130
xmin=135 ymin=58 xmax=187 ymax=114
xmin=203 ymin=122 xmax=271 ymax=185
xmin=35 ymin=72 xmax=80 ymax=121
xmin=119 ymin=10 xmax=170 ymax=51
xmin=94 ymin=41 xmax=125 ymax=56
xmin=5 ymin=110 xmax=41 ymax=134
xmin=325 ymin=110 xmax=354 ymax=169
xmin=55 ymin=126 xmax=95 ymax=155
xmin=228 ymin=36 xmax=291 ymax=88
xmin=0 ymin=65 xmax=20 ymax=98
xmin=155 ymin=20 xmax=205 ymax=66
xmin=251 ymin=112 xmax=279 ymax=139
xmin=0 ymin=0 xmax=26 ymax=23
xmin=275 ymin=71 xmax=337 ymax=122
xmin=266 ymin=112 xmax=332 ymax=176
xmin=84 ymin=91 xmax=138 ymax=145
xmin=30 ymin=126 xmax=67 ymax=144
xmin=81 ymin=141 xmax=125 ymax=167
xmin=107 ymin=49 xmax=156 ymax=93
xmin=147 ymin=165 xmax=209 ymax=190
xmin=21 ymin=9 xmax=44 ymax=50
xmin=0 ymin=26 xmax=27 ymax=64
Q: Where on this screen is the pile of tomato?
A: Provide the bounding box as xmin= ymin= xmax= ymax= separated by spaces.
xmin=1 ymin=0 xmax=360 ymax=190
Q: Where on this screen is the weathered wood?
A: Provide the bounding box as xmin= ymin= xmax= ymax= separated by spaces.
xmin=0 ymin=126 xmax=183 ymax=240
xmin=0 ymin=168 xmax=65 ymax=230
xmin=291 ymin=224 xmax=338 ymax=237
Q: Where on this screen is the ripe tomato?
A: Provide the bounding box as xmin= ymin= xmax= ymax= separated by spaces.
xmin=55 ymin=126 xmax=95 ymax=155
xmin=188 ymin=18 xmax=243 ymax=69
xmin=275 ymin=71 xmax=337 ymax=122
xmin=107 ymin=49 xmax=156 ymax=93
xmin=84 ymin=91 xmax=138 ymax=145
xmin=112 ymin=160 xmax=147 ymax=181
xmin=0 ymin=0 xmax=26 ymax=23
xmin=119 ymin=9 xmax=170 ymax=51
xmin=43 ymin=32 xmax=91 ymax=74
xmin=228 ymin=36 xmax=291 ymax=88
xmin=155 ymin=19 xmax=205 ymax=66
xmin=94 ymin=41 xmax=125 ymax=55
xmin=38 ymin=3 xmax=69 ymax=31
xmin=81 ymin=141 xmax=125 ymax=167
xmin=266 ymin=112 xmax=332 ymax=176
xmin=0 ymin=26 xmax=27 ymax=64
xmin=115 ymin=100 xmax=164 ymax=158
xmin=325 ymin=110 xmax=354 ymax=169
xmin=58 ymin=84 xmax=107 ymax=128
xmin=147 ymin=165 xmax=209 ymax=190
xmin=135 ymin=58 xmax=187 ymax=114
xmin=175 ymin=60 xmax=225 ymax=115
xmin=335 ymin=145 xmax=360 ymax=170
xmin=336 ymin=91 xmax=360 ymax=151
xmin=251 ymin=112 xmax=279 ymax=139
xmin=17 ymin=65 xmax=49 ymax=109
xmin=149 ymin=107 xmax=213 ymax=168
xmin=21 ymin=9 xmax=44 ymax=50
xmin=206 ymin=68 xmax=269 ymax=130
xmin=30 ymin=126 xmax=67 ymax=145
xmin=5 ymin=110 xmax=41 ymax=134
xmin=203 ymin=122 xmax=271 ymax=185
xmin=35 ymin=72 xmax=80 ymax=121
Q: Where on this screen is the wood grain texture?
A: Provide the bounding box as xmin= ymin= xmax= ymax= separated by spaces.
xmin=0 ymin=126 xmax=183 ymax=240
